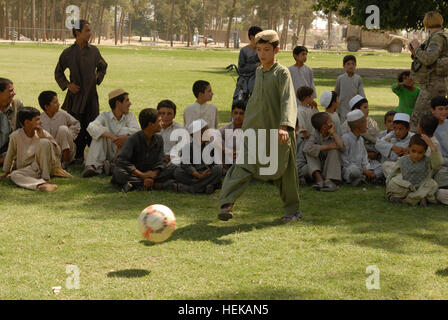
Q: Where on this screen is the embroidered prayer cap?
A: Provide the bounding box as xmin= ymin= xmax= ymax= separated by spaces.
xmin=393 ymin=112 xmax=410 ymax=123
xmin=346 ymin=109 xmax=365 ymax=123
xmin=108 ymin=88 xmax=127 ymax=100
xmin=349 ymin=95 xmax=366 ymax=110
xmin=320 ymin=91 xmax=333 ymax=108
xmin=255 ymin=30 xmax=279 ymax=44
xmin=188 ymin=119 xmax=208 ymax=134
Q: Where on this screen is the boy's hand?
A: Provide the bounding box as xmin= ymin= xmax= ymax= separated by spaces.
xmin=36 ymin=127 xmax=46 ymax=139
xmin=322 ymin=142 xmax=338 ymax=151
xmin=67 ymin=83 xmax=80 ymax=94
xmin=363 ymin=169 xmax=376 ymax=180
xmin=328 ymin=122 xmax=336 ymax=136
xmin=165 ymin=155 xmax=171 ymax=164
xmin=278 ymin=126 xmax=289 ymax=144
xmin=114 ymin=135 xmax=128 ymax=148
xmin=302 ymin=130 xmax=310 ymax=139
xmin=144 ymin=178 xmax=154 ymax=190
xmin=310 ymin=101 xmax=318 ymax=109
xmin=143 ymin=170 xmax=158 ymax=180
xmin=421 ymin=134 xmax=436 ymax=152
xmin=392 ymin=146 xmax=408 ymax=156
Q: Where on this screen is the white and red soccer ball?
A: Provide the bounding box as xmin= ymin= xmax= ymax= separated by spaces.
xmin=138 ymin=204 xmax=176 ymax=243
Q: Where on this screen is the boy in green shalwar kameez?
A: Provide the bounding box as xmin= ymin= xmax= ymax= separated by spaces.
xmin=218 ymin=30 xmax=302 ymax=224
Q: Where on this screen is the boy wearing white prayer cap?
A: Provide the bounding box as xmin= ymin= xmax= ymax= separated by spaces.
xmin=340 ymin=109 xmax=383 ymax=186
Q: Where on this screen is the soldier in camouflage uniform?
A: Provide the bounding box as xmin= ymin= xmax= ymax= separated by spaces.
xmin=409 ymin=11 xmax=448 ymax=132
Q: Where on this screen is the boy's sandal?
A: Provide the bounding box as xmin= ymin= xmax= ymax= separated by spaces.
xmin=321 ymin=181 xmax=338 ymax=192
xmin=388 ymin=195 xmax=404 ymax=203
xmin=313 ymin=180 xmax=324 ymax=191
xmin=281 ymin=211 xmax=303 ymax=224
xmin=53 ymin=167 xmax=73 ymax=178
xmin=218 ymin=204 xmax=234 ymax=221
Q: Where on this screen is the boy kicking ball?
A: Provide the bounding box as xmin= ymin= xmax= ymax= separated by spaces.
xmin=218 ymin=30 xmax=302 ymax=224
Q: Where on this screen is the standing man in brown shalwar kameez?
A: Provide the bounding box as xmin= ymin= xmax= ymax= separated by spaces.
xmin=55 ymin=20 xmax=108 ymax=162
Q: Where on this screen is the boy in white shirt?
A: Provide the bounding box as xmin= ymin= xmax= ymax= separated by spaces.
xmin=183 ymin=80 xmax=219 ymax=129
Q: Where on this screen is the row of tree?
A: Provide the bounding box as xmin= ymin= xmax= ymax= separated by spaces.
xmin=0 ymin=0 xmax=318 ymax=47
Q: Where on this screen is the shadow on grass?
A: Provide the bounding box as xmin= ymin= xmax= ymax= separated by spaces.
xmin=107 ymin=269 xmax=150 ymax=278
xmin=140 ymin=219 xmax=284 ymax=245
xmin=436 ymin=267 xmax=448 ymax=277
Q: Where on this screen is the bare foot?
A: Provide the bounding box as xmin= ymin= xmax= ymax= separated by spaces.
xmin=38 ymin=183 xmax=58 ymax=192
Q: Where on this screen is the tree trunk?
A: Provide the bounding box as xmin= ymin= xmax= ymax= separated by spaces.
xmin=153 ymin=0 xmax=157 ymax=42
xmin=5 ymin=0 xmax=9 ymax=40
xmin=41 ymin=0 xmax=46 ymax=41
xmin=114 ymin=5 xmax=118 ymax=45
xmin=169 ymin=0 xmax=175 ymax=47
xmin=202 ymin=0 xmax=206 ymax=35
xmin=327 ymin=11 xmax=332 ymax=48
xmin=19 ymin=0 xmax=23 ymax=38
xmin=128 ymin=13 xmax=132 ymax=44
xmin=119 ymin=10 xmax=125 ymax=44
xmin=185 ymin=0 xmax=191 ymax=47
xmin=59 ymin=0 xmax=66 ymax=41
xmin=85 ymin=0 xmax=91 ymax=21
xmin=280 ymin=0 xmax=290 ymax=50
xmin=98 ymin=5 xmax=105 ymax=44
xmin=0 ymin=2 xmax=4 ymax=39
xmin=225 ymin=0 xmax=237 ymax=48
xmin=303 ymin=25 xmax=307 ymax=46
xmin=50 ymin=0 xmax=56 ymax=41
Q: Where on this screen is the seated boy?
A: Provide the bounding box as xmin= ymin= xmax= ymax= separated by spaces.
xmin=83 ymin=89 xmax=140 ymax=177
xmin=0 ymin=78 xmax=24 ymax=164
xmin=39 ymin=91 xmax=80 ymax=169
xmin=183 ymin=80 xmax=218 ymax=129
xmin=431 ymin=97 xmax=448 ymax=194
xmin=378 ymin=110 xmax=396 ymax=139
xmin=303 ymin=112 xmax=346 ymax=192
xmin=320 ymin=90 xmax=341 ymax=136
xmin=2 ymin=107 xmax=71 ymax=192
xmin=386 ymin=134 xmax=442 ymax=206
xmin=174 ymin=119 xmax=223 ymax=194
xmin=392 ymin=71 xmax=419 ymax=117
xmin=341 ymin=95 xmax=380 ymax=159
xmin=217 ymin=101 xmax=245 ymax=174
xmin=111 ymin=108 xmax=178 ymax=193
xmin=157 ymin=99 xmax=184 ymax=164
xmin=376 ymin=113 xmax=414 ymax=178
xmin=341 ymin=110 xmax=383 ymax=186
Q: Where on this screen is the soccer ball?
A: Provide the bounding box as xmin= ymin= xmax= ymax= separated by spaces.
xmin=138 ymin=204 xmax=176 ymax=243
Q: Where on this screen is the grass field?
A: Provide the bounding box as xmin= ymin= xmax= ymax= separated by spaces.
xmin=1 ymin=43 xmax=448 ymax=300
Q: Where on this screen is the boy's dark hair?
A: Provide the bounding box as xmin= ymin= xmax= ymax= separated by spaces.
xmin=232 ymin=100 xmax=246 ymax=112
xmin=419 ymin=114 xmax=439 ymax=136
xmin=297 ymin=86 xmax=314 ymax=102
xmin=384 ymin=110 xmax=397 ymax=122
xmin=38 ymin=91 xmax=57 ymax=111
xmin=343 ymin=55 xmax=357 ymax=65
xmin=431 ymin=96 xmax=448 ymax=109
xmin=72 ymin=19 xmax=90 ymax=38
xmin=248 ymin=26 xmax=263 ymax=39
xmin=19 ymin=106 xmax=40 ymax=125
xmin=409 ymin=134 xmax=428 ymax=150
xmin=327 ymin=91 xmax=338 ymax=109
xmin=0 ymin=78 xmax=13 ymax=92
xmin=256 ymin=38 xmax=279 ymax=50
xmin=193 ymin=80 xmax=210 ymax=98
xmin=108 ymin=92 xmax=128 ymax=110
xmin=393 ymin=119 xmax=410 ymax=129
xmin=398 ymin=70 xmax=411 ymax=83
xmin=139 ymin=108 xmax=159 ymax=130
xmin=293 ymin=46 xmax=308 ymax=56
xmin=311 ymin=112 xmax=330 ymax=131
xmin=352 ymin=98 xmax=368 ymax=110
xmin=157 ymin=99 xmax=177 ymax=116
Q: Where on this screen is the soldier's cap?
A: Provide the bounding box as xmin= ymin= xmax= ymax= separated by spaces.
xmin=346 ymin=109 xmax=365 ymax=123
xmin=320 ymin=91 xmax=333 ymax=108
xmin=349 ymin=95 xmax=366 ymax=110
xmin=393 ymin=113 xmax=410 ymax=123
xmin=108 ymin=88 xmax=127 ymax=101
xmin=188 ymin=119 xmax=208 ymax=135
xmin=255 ymin=30 xmax=279 ymax=44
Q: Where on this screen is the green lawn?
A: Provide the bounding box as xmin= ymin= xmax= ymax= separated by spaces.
xmin=1 ymin=43 xmax=448 ymax=300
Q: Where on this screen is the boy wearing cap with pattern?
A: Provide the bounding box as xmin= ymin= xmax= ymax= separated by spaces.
xmin=386 ymin=134 xmax=443 ymax=206
xmin=304 ymin=112 xmax=346 ymax=191
xmin=288 ymin=46 xmax=317 ymax=107
xmin=334 ymin=55 xmax=366 ymax=122
xmin=320 ymin=91 xmax=341 ymax=136
xmin=341 ymin=109 xmax=383 ymax=186
xmin=376 ymin=113 xmax=415 ymax=178
xmin=39 ymin=91 xmax=81 ymax=169
xmin=82 ymin=89 xmax=140 ymax=177
xmin=218 ymin=30 xmax=302 ymax=224
xmin=173 ymin=119 xmax=223 ymax=194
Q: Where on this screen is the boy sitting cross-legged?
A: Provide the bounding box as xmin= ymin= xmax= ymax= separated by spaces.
xmin=2 ymin=107 xmax=71 ymax=192
xmin=386 ymin=134 xmax=443 ymax=206
xmin=303 ymin=112 xmax=346 ymax=192
xmin=341 ymin=109 xmax=383 ymax=186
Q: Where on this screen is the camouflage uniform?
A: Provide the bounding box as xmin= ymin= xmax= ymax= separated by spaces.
xmin=410 ymin=30 xmax=448 ymax=132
